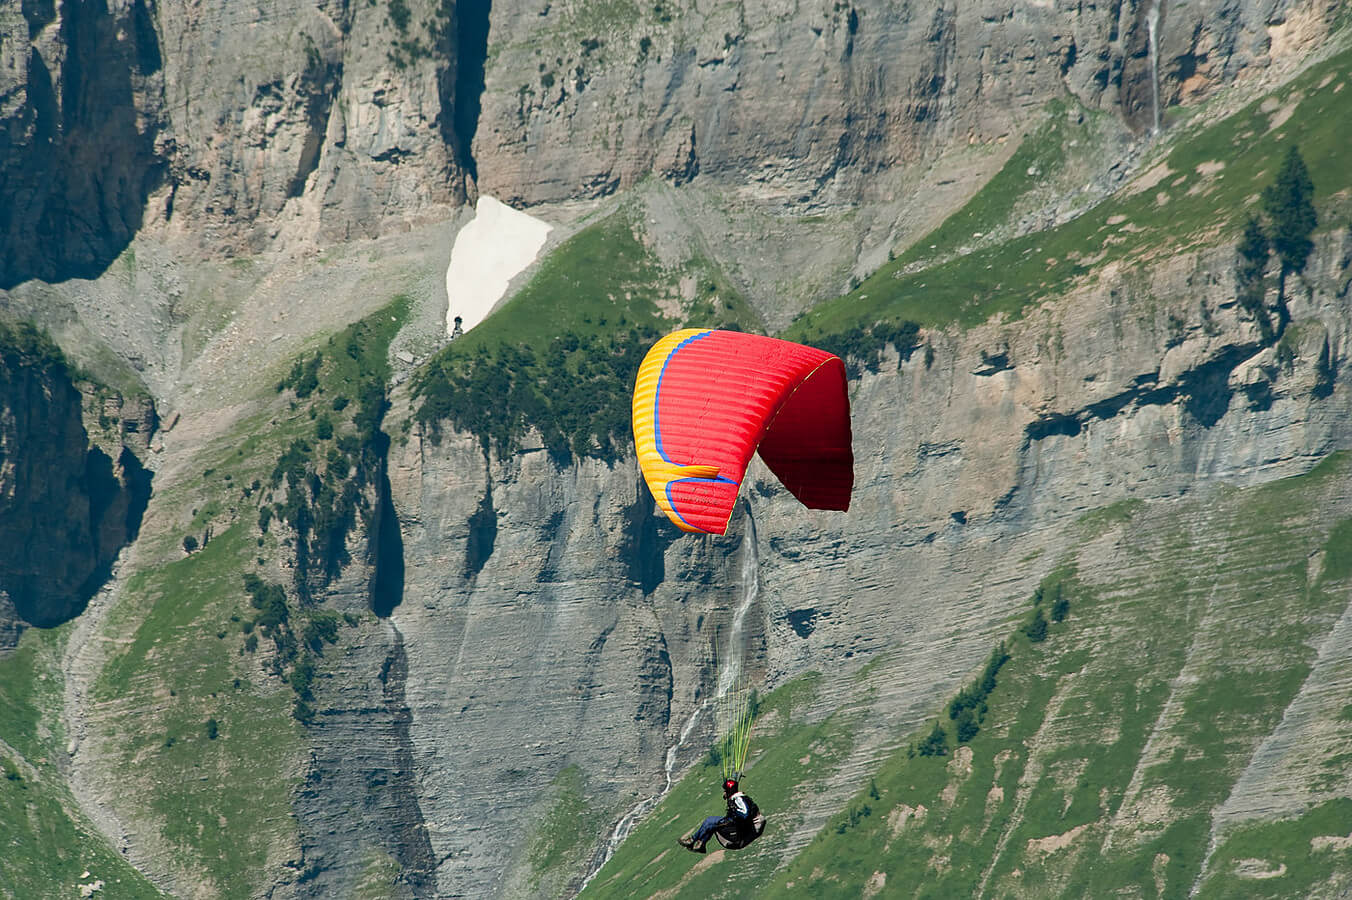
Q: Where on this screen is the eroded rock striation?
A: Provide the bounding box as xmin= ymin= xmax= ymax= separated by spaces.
xmin=472 ymin=0 xmax=1338 ymax=206
xmin=1 ymin=0 xmax=469 ymax=284
xmin=1 ymin=0 xmax=1348 ymax=896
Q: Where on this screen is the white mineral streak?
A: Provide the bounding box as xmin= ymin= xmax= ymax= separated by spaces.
xmin=582 ymin=699 xmax=707 ymax=891
xmin=584 ymin=514 xmax=762 ymax=887
xmin=719 ymin=515 xmax=761 ymax=699
xmin=444 ymin=196 xmax=552 ymax=336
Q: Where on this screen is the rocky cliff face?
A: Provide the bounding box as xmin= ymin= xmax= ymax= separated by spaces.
xmin=3 ymin=0 xmax=1334 ymax=288
xmin=0 ymin=333 xmax=155 ymax=645
xmin=1 ymin=0 xmax=468 ymax=288
xmin=473 ymin=0 xmax=1328 ymax=205
xmin=367 ymin=223 xmax=1352 ymax=895
xmin=0 ymin=0 xmax=167 ymax=287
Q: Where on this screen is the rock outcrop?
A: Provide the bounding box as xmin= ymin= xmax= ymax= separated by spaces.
xmin=472 ymin=0 xmax=1339 ymax=206
xmin=0 ymin=330 xmax=155 ymax=644
xmin=0 ymin=0 xmax=167 ymax=288
xmin=1 ymin=0 xmax=469 ymax=286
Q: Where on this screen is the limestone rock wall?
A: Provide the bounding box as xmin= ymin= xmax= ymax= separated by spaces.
xmin=3 ymin=0 xmax=1336 ymax=287
xmin=0 ymin=0 xmax=468 ymax=286
xmin=0 ymin=0 xmax=167 ymax=287
xmin=385 ymin=430 xmax=746 ymax=897
xmin=378 ymin=226 xmax=1352 ymax=895
xmin=471 ymin=0 xmax=1336 ymax=206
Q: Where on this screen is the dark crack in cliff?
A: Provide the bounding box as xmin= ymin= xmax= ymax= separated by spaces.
xmin=621 ymin=489 xmax=679 ymax=595
xmin=449 ymin=0 xmax=491 ymax=184
xmin=464 ymin=479 xmax=497 ymax=579
xmin=295 ymin=625 xmax=436 ymax=898
xmin=371 ymin=431 xmax=405 ymax=618
xmin=1 ymin=0 xmax=167 ymax=288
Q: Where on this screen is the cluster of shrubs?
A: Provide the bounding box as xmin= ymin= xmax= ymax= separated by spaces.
xmin=241 ymin=574 xmax=348 ymax=724
xmin=833 ymin=780 xmax=882 ymax=833
xmin=1234 ymin=146 xmax=1319 ymax=343
xmin=1025 ymin=579 xmax=1069 ymax=643
xmin=263 ymin=307 xmax=400 ymax=595
xmin=386 ymin=0 xmax=453 ymax=69
xmin=913 ymin=577 xmax=1072 ymax=758
xmin=911 ymin=642 xmax=1011 ymax=758
xmin=277 ymin=352 xmax=323 ymax=399
xmin=808 ymin=320 xmax=924 ymax=379
xmin=2 ymin=756 xmax=23 ymax=787
xmin=411 ymin=317 xmax=933 ymax=467
xmin=947 ymin=642 xmax=1013 ymax=745
xmin=265 ymin=433 xmax=375 ymax=592
xmin=413 ymin=326 xmax=661 ymax=464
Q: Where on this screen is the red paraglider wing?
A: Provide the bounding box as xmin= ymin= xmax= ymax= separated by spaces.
xmin=632 ymin=329 xmax=853 ymax=534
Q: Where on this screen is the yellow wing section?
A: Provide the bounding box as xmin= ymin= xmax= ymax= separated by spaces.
xmin=631 ymin=328 xmax=716 ymax=532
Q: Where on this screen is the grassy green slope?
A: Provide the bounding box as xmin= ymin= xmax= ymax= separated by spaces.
xmin=580 ymin=454 xmax=1352 ymax=899
xmin=89 ymin=523 xmax=305 ymax=899
xmin=579 ymin=674 xmax=859 ymax=900
xmin=787 ymin=44 xmax=1352 ymax=340
xmin=453 ymin=203 xmax=758 ymax=356
xmin=0 ymin=627 xmax=164 ymax=899
xmin=771 ymin=454 xmax=1352 ymax=899
xmin=75 ymin=298 xmax=412 ymax=897
xmin=414 ymin=202 xmax=760 ymax=460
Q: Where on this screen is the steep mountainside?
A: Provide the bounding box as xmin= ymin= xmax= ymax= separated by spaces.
xmin=3 ymin=0 xmax=1331 ymax=298
xmin=2 ymin=1 xmax=1352 ymax=899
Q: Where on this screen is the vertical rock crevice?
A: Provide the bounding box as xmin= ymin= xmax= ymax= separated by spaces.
xmin=447 ymin=0 xmax=492 ymax=184
xmin=621 ymin=489 xmax=677 ymax=595
xmin=371 ymin=432 xmax=405 ymax=618
xmin=376 ymin=626 xmax=438 ymax=896
xmin=287 ymin=35 xmax=344 ymax=199
xmin=464 ymin=477 xmax=496 ymax=579
xmin=295 ymin=624 xmax=436 ymax=898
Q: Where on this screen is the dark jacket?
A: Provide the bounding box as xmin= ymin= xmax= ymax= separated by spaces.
xmin=723 ymin=791 xmax=760 ymax=840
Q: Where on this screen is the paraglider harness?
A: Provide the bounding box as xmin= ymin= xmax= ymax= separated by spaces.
xmin=714 ymin=790 xmax=766 ymax=850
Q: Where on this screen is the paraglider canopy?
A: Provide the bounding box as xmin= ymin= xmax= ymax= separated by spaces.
xmin=632 ymin=328 xmax=853 ymax=534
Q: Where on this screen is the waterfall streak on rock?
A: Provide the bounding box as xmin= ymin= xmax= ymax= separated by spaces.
xmin=583 ymin=511 xmax=761 ymax=888
xmin=719 ymin=518 xmax=761 ymax=699
xmin=580 ymin=701 xmax=706 ymax=891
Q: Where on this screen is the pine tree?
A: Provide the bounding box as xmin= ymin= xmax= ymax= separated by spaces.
xmin=1050 ymin=584 xmax=1070 ymax=623
xmin=917 ymin=722 xmax=948 ymax=757
xmin=1025 ymin=608 xmax=1048 ymax=643
xmin=1262 ymin=146 xmax=1317 ymax=298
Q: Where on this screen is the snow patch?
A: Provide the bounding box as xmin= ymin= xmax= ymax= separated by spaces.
xmin=445 ymin=197 xmax=552 ymax=337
